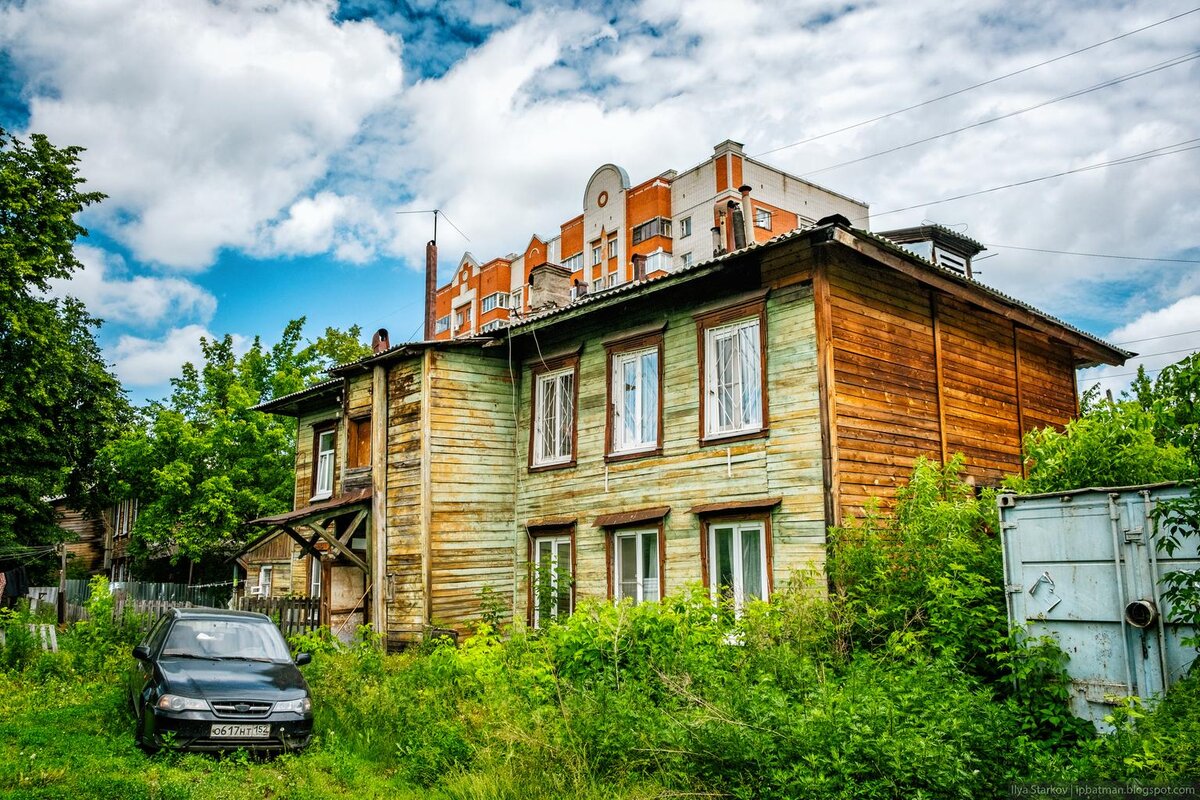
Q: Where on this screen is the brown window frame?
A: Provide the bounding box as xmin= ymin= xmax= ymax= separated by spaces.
xmin=528 ymin=352 xmax=580 ymax=473
xmin=526 ymin=523 xmax=576 ymax=627
xmin=309 ymin=421 xmax=337 ymax=501
xmin=604 ymin=329 xmax=665 ymax=462
xmin=696 ymin=509 xmax=775 ymax=606
xmin=604 ymin=520 xmax=667 ymax=604
xmin=695 ymin=292 xmax=770 ymax=446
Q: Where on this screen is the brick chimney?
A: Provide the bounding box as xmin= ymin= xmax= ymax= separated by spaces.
xmin=423 ymin=240 xmax=437 ymax=340
xmin=371 ymin=328 xmax=390 ymax=354
xmin=632 ymin=253 xmax=647 ymax=281
xmin=528 ymin=262 xmax=573 ymax=311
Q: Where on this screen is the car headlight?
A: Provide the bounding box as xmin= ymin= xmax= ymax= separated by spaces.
xmin=157 ymin=694 xmax=209 ymax=712
xmin=273 ymin=697 xmax=311 ymax=714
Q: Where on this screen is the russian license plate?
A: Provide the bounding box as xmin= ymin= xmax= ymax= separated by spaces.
xmin=210 ymin=723 xmax=270 ymax=739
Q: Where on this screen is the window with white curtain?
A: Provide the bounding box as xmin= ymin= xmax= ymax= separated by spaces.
xmin=707 ymin=521 xmax=767 ymax=611
xmin=614 ymin=528 xmax=659 ymax=604
xmin=610 ymin=346 xmax=659 ymax=454
xmin=704 ymin=317 xmax=763 ymax=437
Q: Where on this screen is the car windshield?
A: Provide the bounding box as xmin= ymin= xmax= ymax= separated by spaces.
xmin=161 ymin=618 xmax=291 ymax=661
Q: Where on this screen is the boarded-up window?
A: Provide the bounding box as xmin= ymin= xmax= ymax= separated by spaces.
xmin=348 ymin=416 xmax=371 ymax=469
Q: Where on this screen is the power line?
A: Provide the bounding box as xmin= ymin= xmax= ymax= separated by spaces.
xmin=802 ymin=50 xmax=1200 ymax=178
xmin=1114 ymin=328 xmax=1200 ymax=346
xmin=863 ymin=138 xmax=1200 ymax=221
xmin=754 ymin=6 xmax=1200 ymax=158
xmin=986 ymin=243 xmax=1200 ymax=264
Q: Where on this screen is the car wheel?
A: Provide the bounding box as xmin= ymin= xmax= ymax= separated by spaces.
xmin=136 ymin=704 xmax=159 ymax=754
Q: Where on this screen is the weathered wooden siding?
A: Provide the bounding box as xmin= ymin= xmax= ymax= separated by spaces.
xmin=56 ymin=505 xmax=106 ymax=574
xmin=427 ymin=349 xmax=517 ymax=632
xmin=1016 ymin=328 xmax=1077 ymax=434
xmin=240 ymin=533 xmax=298 ymax=597
xmin=515 ymin=266 xmax=825 ymax=621
xmin=937 ymin=294 xmax=1022 ymax=482
xmin=383 ymin=359 xmax=426 ymax=644
xmin=826 ymin=255 xmax=941 ymax=517
xmin=824 ymin=251 xmax=1085 ymax=518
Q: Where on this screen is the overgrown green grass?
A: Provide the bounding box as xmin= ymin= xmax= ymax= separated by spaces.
xmin=3 ymin=460 xmax=1198 ymax=799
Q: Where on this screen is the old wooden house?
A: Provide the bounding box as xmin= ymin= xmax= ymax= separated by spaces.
xmin=250 ymin=218 xmax=1128 ymax=648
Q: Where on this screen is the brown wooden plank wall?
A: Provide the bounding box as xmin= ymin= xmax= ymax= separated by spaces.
xmin=427 ymin=349 xmax=517 ymax=633
xmin=826 ymin=257 xmax=941 ymax=517
xmin=514 ymin=268 xmax=825 ymax=622
xmin=825 ymin=252 xmax=1084 ymax=518
xmin=56 ymin=505 xmax=106 ymax=573
xmin=1016 ymin=329 xmax=1077 ymax=433
xmin=936 ymin=294 xmax=1022 ymax=482
xmin=382 ymin=360 xmax=426 ymax=643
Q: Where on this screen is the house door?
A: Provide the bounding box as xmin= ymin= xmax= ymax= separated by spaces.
xmin=328 ymin=564 xmax=366 ymax=644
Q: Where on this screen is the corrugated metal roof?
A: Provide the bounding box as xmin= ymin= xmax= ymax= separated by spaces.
xmin=250 ymin=377 xmax=340 ymax=413
xmin=851 ymin=226 xmax=1133 ymax=361
xmin=509 ymin=221 xmax=1131 ymax=363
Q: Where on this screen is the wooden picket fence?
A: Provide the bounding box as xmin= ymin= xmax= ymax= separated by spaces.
xmin=233 ymin=596 xmax=320 ymax=637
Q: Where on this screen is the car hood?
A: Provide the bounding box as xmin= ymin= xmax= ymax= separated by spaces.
xmin=158 ymin=658 xmax=308 ymax=700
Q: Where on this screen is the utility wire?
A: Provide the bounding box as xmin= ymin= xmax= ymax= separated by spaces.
xmin=1114 ymin=328 xmax=1200 ymax=346
xmin=862 ymin=138 xmax=1200 ymax=221
xmin=754 ymin=6 xmax=1200 ymax=157
xmin=802 ymin=51 xmax=1200 ymax=178
xmin=986 ymin=243 xmax=1200 ymax=264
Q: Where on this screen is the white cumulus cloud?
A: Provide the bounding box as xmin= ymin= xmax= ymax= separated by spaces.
xmin=0 ymin=0 xmax=404 ymax=269
xmin=112 ymin=324 xmax=250 ymax=388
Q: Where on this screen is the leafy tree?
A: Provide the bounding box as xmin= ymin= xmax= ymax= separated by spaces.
xmin=102 ymin=318 xmax=369 ymax=567
xmin=1006 ymin=399 xmax=1194 ymax=494
xmin=0 ymin=128 xmax=126 ymax=550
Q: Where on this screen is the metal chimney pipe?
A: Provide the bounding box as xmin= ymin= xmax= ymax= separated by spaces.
xmin=739 ymin=185 xmax=755 ymax=245
xmin=711 ymin=225 xmax=723 ymax=257
xmin=423 ymin=239 xmax=437 ymax=340
xmin=717 ymin=210 xmax=728 ymax=255
xmin=728 ymin=200 xmax=746 ymax=250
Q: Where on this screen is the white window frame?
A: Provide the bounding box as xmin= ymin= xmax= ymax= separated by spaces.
xmin=453 ymin=303 xmax=473 ymax=335
xmin=679 ymin=252 xmax=694 ymax=268
xmin=313 ymin=429 xmax=335 ymax=501
xmin=754 ymin=208 xmax=772 ymax=229
xmin=434 ymin=315 xmax=450 ymax=334
xmin=592 ymin=279 xmax=605 ymax=293
xmin=481 ymin=292 xmax=507 ymax=313
xmin=562 ymin=253 xmax=583 ymax=271
xmin=532 ymin=535 xmax=572 ymax=627
xmin=509 ymin=288 xmax=524 ymax=311
xmin=532 ymin=367 xmax=575 ymax=467
xmin=679 ymin=216 xmax=692 ymax=238
xmin=607 ymin=237 xmax=618 ymax=259
xmin=613 ymin=528 xmax=660 ymax=605
xmin=610 ymin=345 xmax=659 ymax=454
xmin=258 ymin=565 xmax=274 ymax=598
xmin=707 ymin=520 xmax=768 ymax=612
xmin=591 ymin=244 xmax=602 ymax=266
xmin=704 ymin=317 xmax=764 ymax=437
xmin=309 ymin=555 xmax=321 ymax=598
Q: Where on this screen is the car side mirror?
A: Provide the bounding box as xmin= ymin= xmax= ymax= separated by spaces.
xmin=132 ymin=645 xmax=150 ymax=661
xmin=294 ymin=652 xmax=311 ymax=666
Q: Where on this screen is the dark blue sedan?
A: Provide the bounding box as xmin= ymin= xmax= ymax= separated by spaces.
xmin=129 ymin=608 xmax=314 ymax=753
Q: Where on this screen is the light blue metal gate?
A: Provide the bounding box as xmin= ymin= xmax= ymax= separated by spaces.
xmin=999 ymin=484 xmax=1198 ymax=729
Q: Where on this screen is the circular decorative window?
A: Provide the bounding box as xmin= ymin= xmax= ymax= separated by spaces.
xmin=597 ymin=191 xmax=608 ymax=208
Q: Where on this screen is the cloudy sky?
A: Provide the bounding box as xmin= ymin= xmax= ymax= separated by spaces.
xmin=1 ymin=0 xmax=1197 ymax=403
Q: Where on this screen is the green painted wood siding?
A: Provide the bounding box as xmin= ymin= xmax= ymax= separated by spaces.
xmin=427 ymin=349 xmax=517 ymax=631
xmin=514 ymin=281 xmax=824 ymax=621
